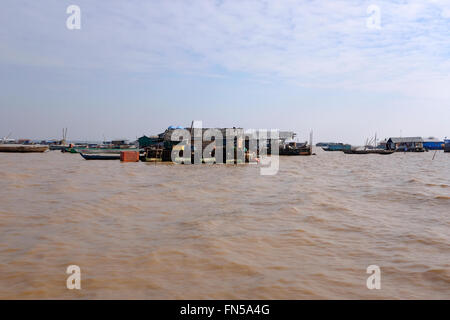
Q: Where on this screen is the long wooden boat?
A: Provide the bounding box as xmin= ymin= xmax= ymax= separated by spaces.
xmin=343 ymin=149 xmax=369 ymax=154
xmin=344 ymin=148 xmax=394 ymax=155
xmin=367 ymin=149 xmax=394 ymax=155
xmin=76 ymin=148 xmax=139 ymax=154
xmin=80 ymin=153 xmax=120 ymax=160
xmin=0 ymin=144 xmax=49 ymax=153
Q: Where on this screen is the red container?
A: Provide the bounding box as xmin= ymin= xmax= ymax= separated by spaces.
xmin=120 ymin=151 xmax=139 ymax=162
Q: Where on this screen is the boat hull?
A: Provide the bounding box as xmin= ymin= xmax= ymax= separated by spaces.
xmin=344 ymin=149 xmax=394 ymax=155
xmin=367 ymin=149 xmax=394 ymax=155
xmin=77 ymin=148 xmax=139 ymax=154
xmin=49 ymin=145 xmax=68 ymax=151
xmin=0 ymin=145 xmax=49 ymax=153
xmin=279 ymin=144 xmax=312 ymax=156
xmin=343 ymin=149 xmax=369 ymax=154
xmin=80 ymin=153 xmax=121 ymax=160
xmin=322 ymin=144 xmax=351 ymax=151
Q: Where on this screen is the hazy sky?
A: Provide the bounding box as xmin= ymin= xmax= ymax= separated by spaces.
xmin=1 ymin=0 xmax=449 ymax=144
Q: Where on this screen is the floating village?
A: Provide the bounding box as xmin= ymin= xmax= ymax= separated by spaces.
xmin=0 ymin=124 xmax=449 ymax=162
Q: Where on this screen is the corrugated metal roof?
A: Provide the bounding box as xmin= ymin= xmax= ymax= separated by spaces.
xmin=388 ymin=137 xmax=423 ymax=143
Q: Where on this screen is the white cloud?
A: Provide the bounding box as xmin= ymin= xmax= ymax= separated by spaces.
xmin=1 ymin=0 xmax=450 ymax=100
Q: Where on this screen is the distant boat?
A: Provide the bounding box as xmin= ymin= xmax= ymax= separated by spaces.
xmin=343 ymin=147 xmax=393 ymax=155
xmin=49 ymin=145 xmax=68 ymax=151
xmin=47 ymin=128 xmax=69 ymax=151
xmin=343 ymin=134 xmax=393 ymax=155
xmin=76 ymin=148 xmax=139 ymax=154
xmin=315 ymin=142 xmax=330 ymax=147
xmin=343 ymin=149 xmax=369 ymax=154
xmin=445 ymin=139 xmax=450 ymax=153
xmin=279 ymin=131 xmax=313 ymax=156
xmin=61 ymin=145 xmax=80 ymax=153
xmin=80 ymin=153 xmax=121 ymax=160
xmin=322 ymin=143 xmax=351 ymax=151
xmin=279 ymin=142 xmax=312 ymax=155
xmin=423 ymin=137 xmax=444 ymax=150
xmin=0 ymin=144 xmax=49 ymax=153
xmin=367 ymin=149 xmax=395 ymax=155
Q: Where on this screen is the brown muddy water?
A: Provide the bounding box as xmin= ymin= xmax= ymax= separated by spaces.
xmin=0 ymin=149 xmax=449 ymax=299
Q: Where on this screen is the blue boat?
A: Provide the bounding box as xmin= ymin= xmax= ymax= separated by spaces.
xmin=445 ymin=139 xmax=450 ymax=153
xmin=322 ymin=143 xmax=351 ymax=151
xmin=423 ymin=137 xmax=444 ymax=150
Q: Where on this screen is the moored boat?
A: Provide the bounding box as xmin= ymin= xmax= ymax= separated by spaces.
xmin=76 ymin=148 xmax=139 ymax=154
xmin=367 ymin=149 xmax=394 ymax=155
xmin=80 ymin=153 xmax=121 ymax=160
xmin=344 ymin=134 xmax=393 ymax=155
xmin=343 ymin=149 xmax=369 ymax=154
xmin=344 ymin=148 xmax=393 ymax=155
xmin=0 ymin=144 xmax=49 ymax=153
xmin=322 ymin=143 xmax=351 ymax=151
xmin=61 ymin=146 xmax=79 ymax=153
xmin=279 ymin=131 xmax=314 ymax=156
xmin=279 ymin=142 xmax=312 ymax=155
xmin=49 ymin=145 xmax=69 ymax=151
